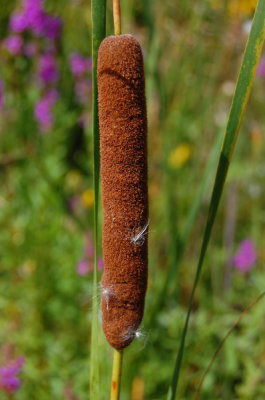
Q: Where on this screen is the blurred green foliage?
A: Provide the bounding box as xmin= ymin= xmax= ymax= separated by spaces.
xmin=0 ymin=0 xmax=265 ymax=399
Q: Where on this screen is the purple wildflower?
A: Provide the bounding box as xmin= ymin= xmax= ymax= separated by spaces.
xmin=44 ymin=16 xmax=62 ymax=40
xmin=34 ymin=89 xmax=59 ymax=132
xmin=76 ymin=258 xmax=103 ymax=276
xmin=23 ymin=0 xmax=44 ymax=8
xmin=233 ymin=238 xmax=257 ymax=273
xmin=38 ymin=53 xmax=58 ymax=84
xmin=69 ymin=53 xmax=88 ymax=77
xmin=256 ymin=57 xmax=265 ymax=78
xmin=76 ymin=259 xmax=93 ymax=276
xmin=9 ymin=0 xmax=62 ymax=40
xmin=23 ymin=0 xmax=46 ymax=36
xmin=9 ymin=13 xmax=28 ymax=33
xmin=4 ymin=35 xmax=23 ymax=55
xmin=0 ymin=356 xmax=25 ymax=393
xmin=76 ymin=231 xmax=104 ymax=276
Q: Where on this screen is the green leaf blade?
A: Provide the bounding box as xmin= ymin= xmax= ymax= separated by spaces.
xmin=90 ymin=1 xmax=106 ymax=399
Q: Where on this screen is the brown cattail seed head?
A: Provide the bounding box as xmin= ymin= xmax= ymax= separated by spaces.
xmin=97 ymin=34 xmax=148 ymax=350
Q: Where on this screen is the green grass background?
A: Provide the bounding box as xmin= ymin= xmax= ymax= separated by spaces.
xmin=1 ymin=0 xmax=265 ymax=399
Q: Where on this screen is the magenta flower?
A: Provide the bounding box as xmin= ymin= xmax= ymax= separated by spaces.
xmin=23 ymin=0 xmax=44 ymax=8
xmin=69 ymin=53 xmax=92 ymax=77
xmin=76 ymin=258 xmax=104 ymax=276
xmin=23 ymin=0 xmax=46 ymax=36
xmin=44 ymin=16 xmax=62 ymax=40
xmin=34 ymin=89 xmax=59 ymax=132
xmin=76 ymin=259 xmax=93 ymax=276
xmin=10 ymin=0 xmax=45 ymax=36
xmin=38 ymin=53 xmax=58 ymax=84
xmin=69 ymin=53 xmax=88 ymax=77
xmin=256 ymin=57 xmax=265 ymax=78
xmin=76 ymin=233 xmax=104 ymax=276
xmin=233 ymin=238 xmax=257 ymax=273
xmin=9 ymin=13 xmax=28 ymax=33
xmin=9 ymin=0 xmax=62 ymax=40
xmin=4 ymin=35 xmax=23 ymax=55
xmin=0 ymin=356 xmax=25 ymax=393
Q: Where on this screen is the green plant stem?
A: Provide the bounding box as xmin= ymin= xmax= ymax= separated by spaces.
xmin=110 ymin=350 xmax=123 ymax=400
xmin=90 ymin=1 xmax=106 ymax=399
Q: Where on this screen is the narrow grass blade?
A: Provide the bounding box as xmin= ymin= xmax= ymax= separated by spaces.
xmin=168 ymin=2 xmax=265 ymax=399
xmin=90 ymin=1 xmax=106 ymax=399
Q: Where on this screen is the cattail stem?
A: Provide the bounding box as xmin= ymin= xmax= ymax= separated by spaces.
xmin=110 ymin=349 xmax=123 ymax=400
xmin=113 ymin=0 xmax=121 ymax=35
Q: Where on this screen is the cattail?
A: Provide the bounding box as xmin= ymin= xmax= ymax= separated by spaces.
xmin=97 ymin=34 xmax=148 ymax=351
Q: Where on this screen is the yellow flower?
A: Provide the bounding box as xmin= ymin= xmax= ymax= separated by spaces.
xmin=168 ymin=144 xmax=191 ymax=169
xmin=211 ymin=0 xmax=223 ymax=10
xmin=81 ymin=189 xmax=94 ymax=208
xmin=131 ymin=376 xmax=145 ymax=400
xmin=228 ymin=0 xmax=257 ymax=17
xmin=211 ymin=0 xmax=257 ymax=16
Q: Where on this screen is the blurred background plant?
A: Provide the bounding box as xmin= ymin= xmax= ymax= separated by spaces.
xmin=1 ymin=0 xmax=265 ymax=399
